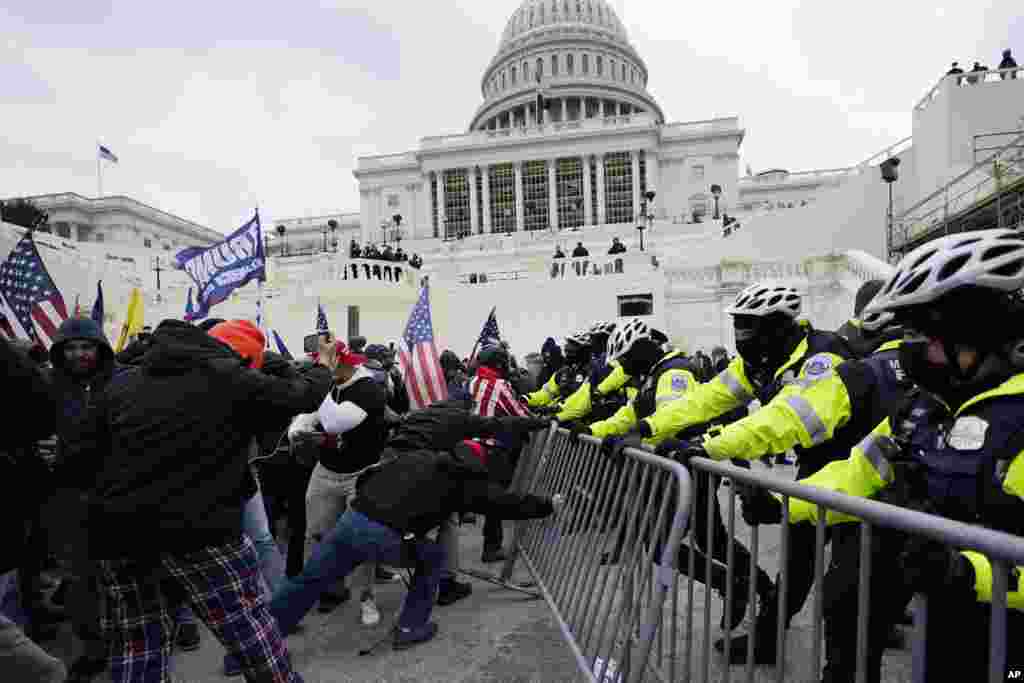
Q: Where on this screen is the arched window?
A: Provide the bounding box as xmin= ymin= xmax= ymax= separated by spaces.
xmin=597 ymin=55 xmax=603 ymax=75
xmin=567 ymin=53 xmax=574 ymax=74
xmin=511 ymin=66 xmax=517 ymax=85
xmin=536 ymin=57 xmax=544 ymax=79
xmin=552 ymin=54 xmax=558 ymax=76
xmin=501 ymin=71 xmax=506 ymax=89
xmin=523 ymin=61 xmax=529 ymax=82
xmin=582 ymin=53 xmax=590 ymax=73
xmin=610 ymin=59 xmax=616 ymax=79
xmin=621 ymin=63 xmax=627 ymax=81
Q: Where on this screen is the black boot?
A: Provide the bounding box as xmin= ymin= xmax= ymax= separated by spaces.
xmin=715 ymin=583 xmax=779 ymax=665
xmin=716 ymin=575 xmax=750 ymax=632
xmin=437 ymin=578 xmax=473 ymax=606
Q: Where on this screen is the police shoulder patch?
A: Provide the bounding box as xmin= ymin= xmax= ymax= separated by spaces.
xmin=670 ymin=374 xmax=688 ymax=392
xmin=803 ymin=354 xmax=834 ymax=379
xmin=946 ymin=416 xmax=989 ymax=451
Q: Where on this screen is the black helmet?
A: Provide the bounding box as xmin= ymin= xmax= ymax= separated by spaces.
xmin=477 ymin=344 xmax=510 ymax=375
xmin=364 ymin=344 xmax=390 ymax=363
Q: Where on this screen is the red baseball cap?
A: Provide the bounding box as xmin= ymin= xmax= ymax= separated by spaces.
xmin=333 ymin=340 xmax=367 ymax=367
xmin=208 ymin=320 xmax=266 ymax=369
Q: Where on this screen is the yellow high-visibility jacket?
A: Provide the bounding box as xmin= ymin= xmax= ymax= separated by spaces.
xmin=788 ymin=373 xmax=1024 ymax=611
xmin=527 ymin=372 xmax=560 ymax=408
xmin=556 ymin=362 xmax=630 ymax=422
xmin=658 ymin=325 xmax=851 ymax=460
xmin=589 ymin=350 xmax=698 ymax=447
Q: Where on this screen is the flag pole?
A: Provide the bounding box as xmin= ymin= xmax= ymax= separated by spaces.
xmin=255 ymin=207 xmax=266 ymax=342
xmin=468 ymin=305 xmax=497 ymax=363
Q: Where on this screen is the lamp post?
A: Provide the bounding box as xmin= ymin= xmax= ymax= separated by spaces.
xmin=151 ymin=256 xmax=163 ymax=303
xmin=710 ymin=184 xmax=722 ymax=220
xmin=275 ymin=224 xmax=287 ymax=256
xmin=636 ymin=190 xmax=656 ymax=252
xmin=380 ymin=220 xmax=389 ymax=246
xmin=880 ymin=158 xmax=900 ymax=262
xmin=327 ymin=219 xmax=338 ymax=252
xmin=391 ymin=214 xmax=403 ymax=249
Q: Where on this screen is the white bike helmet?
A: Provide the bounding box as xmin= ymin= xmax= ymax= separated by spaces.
xmin=724 ymin=283 xmax=802 ymax=318
xmin=607 ymin=318 xmax=652 ymax=362
xmin=565 ymin=330 xmax=592 ymax=347
xmin=864 ymin=229 xmax=1024 ymax=316
xmin=859 ymin=308 xmax=895 ymax=333
xmin=589 ymin=320 xmax=617 ymax=336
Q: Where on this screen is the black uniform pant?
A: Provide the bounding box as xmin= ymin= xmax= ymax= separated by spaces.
xmin=822 ymin=523 xmax=1024 ymax=682
xmin=676 ymin=462 xmax=768 ymax=595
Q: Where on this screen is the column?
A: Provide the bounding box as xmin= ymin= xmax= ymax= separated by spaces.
xmin=582 ymin=155 xmax=593 ymax=227
xmin=481 ymin=165 xmax=492 ymax=234
xmin=468 ymin=167 xmax=479 ymax=235
xmin=547 ymin=159 xmax=558 ymax=230
xmin=631 ymin=151 xmax=641 ymax=222
xmin=596 ymin=154 xmax=607 ymax=226
xmin=514 ymin=162 xmax=525 ymax=233
xmin=561 ymin=99 xmax=567 ymax=123
xmin=579 ymin=97 xmax=585 ymax=120
xmin=437 ymin=171 xmax=446 ymax=239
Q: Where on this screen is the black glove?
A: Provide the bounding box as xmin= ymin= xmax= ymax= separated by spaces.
xmin=261 ymin=354 xmax=296 ymax=379
xmin=898 ymin=536 xmax=975 ymax=597
xmin=738 ymin=486 xmax=784 ymax=525
xmin=566 ymin=422 xmax=591 ymax=443
xmin=601 ymin=433 xmax=644 ymax=462
xmin=656 ymin=438 xmax=706 ymax=468
xmin=527 ymin=417 xmax=551 ymax=431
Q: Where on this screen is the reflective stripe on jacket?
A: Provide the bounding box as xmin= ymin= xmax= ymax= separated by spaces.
xmin=556 ymin=361 xmax=630 ymax=422
xmin=590 ymin=350 xmax=698 ymax=446
xmin=789 ymin=372 xmax=1024 ymax=610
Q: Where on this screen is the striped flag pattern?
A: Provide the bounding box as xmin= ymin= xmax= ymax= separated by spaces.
xmin=468 ymin=372 xmax=531 ymax=418
xmin=0 ymin=233 xmax=68 ymax=344
xmin=398 ymin=284 xmax=448 ymax=409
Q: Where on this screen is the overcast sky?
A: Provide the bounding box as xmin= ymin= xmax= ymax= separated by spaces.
xmin=2 ymin=0 xmax=1020 ymax=234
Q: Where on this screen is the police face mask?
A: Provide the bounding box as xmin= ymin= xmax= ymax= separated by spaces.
xmin=618 ymin=339 xmax=662 ymax=377
xmin=734 ymin=315 xmax=794 ymax=373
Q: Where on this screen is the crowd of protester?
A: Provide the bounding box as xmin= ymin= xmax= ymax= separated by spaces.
xmin=4 ymin=228 xmax=1024 ymax=683
xmin=349 ymin=239 xmax=422 ymax=270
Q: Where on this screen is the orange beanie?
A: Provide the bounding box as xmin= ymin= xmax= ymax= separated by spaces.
xmin=208 ymin=320 xmax=266 ymax=369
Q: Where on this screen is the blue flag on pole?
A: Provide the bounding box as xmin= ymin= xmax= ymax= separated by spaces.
xmin=316 ymin=301 xmax=328 ymax=333
xmin=91 ymin=281 xmax=104 ymax=326
xmin=272 ymin=329 xmax=293 ymax=360
xmin=175 ymin=212 xmax=265 ymax=321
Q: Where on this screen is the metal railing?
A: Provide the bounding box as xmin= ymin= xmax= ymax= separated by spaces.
xmin=677 ymin=457 xmax=1024 ymax=683
xmin=893 ymin=130 xmax=1024 ymax=252
xmin=501 ymin=429 xmax=693 ymax=683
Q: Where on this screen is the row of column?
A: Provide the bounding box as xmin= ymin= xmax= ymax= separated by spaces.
xmin=486 ymin=98 xmax=639 ymax=130
xmin=434 ymin=149 xmax=658 ymax=234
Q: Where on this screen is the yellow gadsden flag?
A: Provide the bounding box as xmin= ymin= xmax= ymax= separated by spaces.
xmin=115 ymin=288 xmax=145 ymax=352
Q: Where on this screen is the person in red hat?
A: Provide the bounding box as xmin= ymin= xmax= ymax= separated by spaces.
xmin=64 ymin=318 xmax=337 ymax=683
xmin=300 ymin=338 xmax=392 ymax=626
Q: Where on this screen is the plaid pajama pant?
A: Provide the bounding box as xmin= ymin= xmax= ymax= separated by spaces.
xmin=98 ymin=535 xmax=302 ymax=683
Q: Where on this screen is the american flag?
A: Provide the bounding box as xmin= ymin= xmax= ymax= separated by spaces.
xmin=398 ymin=284 xmax=448 ymax=409
xmin=468 ymin=371 xmax=531 ymax=418
xmin=0 ymin=233 xmax=68 ymax=343
xmin=316 ymin=301 xmax=329 ymax=333
xmin=469 ymin=306 xmax=500 ymax=364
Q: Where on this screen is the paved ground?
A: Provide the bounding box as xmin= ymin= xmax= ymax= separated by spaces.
xmin=38 ymin=463 xmax=922 ymax=682
xmin=43 ymin=521 xmax=581 ymax=683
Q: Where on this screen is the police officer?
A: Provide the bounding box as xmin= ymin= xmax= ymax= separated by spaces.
xmin=527 ymin=331 xmax=592 ymax=411
xmin=656 ymin=282 xmax=855 ymax=664
xmin=557 ymin=321 xmax=633 ymax=426
xmin=572 ymin=319 xmax=698 ymax=455
xmin=747 ymin=230 xmax=1024 ymax=682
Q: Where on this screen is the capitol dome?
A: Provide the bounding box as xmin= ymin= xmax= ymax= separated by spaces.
xmin=469 ymin=0 xmax=664 ymax=131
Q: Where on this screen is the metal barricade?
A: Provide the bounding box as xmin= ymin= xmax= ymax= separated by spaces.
xmin=677 ymin=457 xmax=1024 ymax=683
xmin=500 ymin=427 xmax=694 ymax=683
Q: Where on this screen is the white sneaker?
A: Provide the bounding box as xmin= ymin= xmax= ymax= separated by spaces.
xmin=360 ymin=597 xmax=380 ymax=626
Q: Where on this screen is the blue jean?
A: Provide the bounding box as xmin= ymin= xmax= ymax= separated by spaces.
xmin=0 ymin=571 xmax=27 ymax=628
xmin=269 ymin=510 xmax=443 ymax=635
xmin=176 ymin=491 xmax=285 ymax=627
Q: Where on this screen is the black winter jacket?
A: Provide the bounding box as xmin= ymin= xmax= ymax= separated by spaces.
xmin=352 ymin=399 xmax=552 ymax=535
xmin=0 ymin=338 xmax=58 ymax=573
xmin=67 ymin=321 xmax=333 ymax=558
